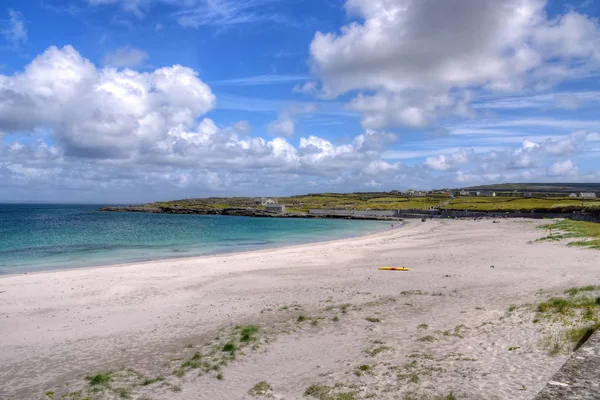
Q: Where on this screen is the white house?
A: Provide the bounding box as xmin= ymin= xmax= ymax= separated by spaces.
xmin=254 ymin=197 xmax=277 ymax=206
xmin=569 ymin=193 xmax=578 ymax=198
xmin=459 ymin=190 xmax=470 ymax=196
xmin=581 ymin=192 xmax=597 ymax=199
xmin=265 ymin=204 xmax=286 ymax=213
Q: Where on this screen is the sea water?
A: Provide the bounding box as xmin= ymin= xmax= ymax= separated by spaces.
xmin=0 ymin=204 xmax=388 ymax=274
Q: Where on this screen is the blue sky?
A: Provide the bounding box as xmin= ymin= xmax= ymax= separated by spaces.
xmin=1 ymin=0 xmax=600 ymax=203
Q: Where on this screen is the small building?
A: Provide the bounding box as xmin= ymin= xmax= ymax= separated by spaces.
xmin=581 ymin=192 xmax=597 ymax=199
xmin=524 ymin=192 xmax=533 ymax=198
xmin=265 ymin=204 xmax=286 ymax=213
xmin=480 ymin=191 xmax=496 ymax=197
xmin=254 ymin=197 xmax=277 ymax=206
xmin=459 ymin=190 xmax=469 ymax=196
xmin=569 ymin=193 xmax=578 ymax=198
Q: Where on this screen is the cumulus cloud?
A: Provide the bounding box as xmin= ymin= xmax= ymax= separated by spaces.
xmin=1 ymin=9 xmax=27 ymax=47
xmin=1 ymin=45 xmax=598 ymax=202
xmin=0 ymin=45 xmax=215 ymax=158
xmin=308 ymin=0 xmax=600 ymax=129
xmin=267 ymin=104 xmax=317 ymax=137
xmin=421 ymin=132 xmax=598 ymax=182
xmin=103 ymin=47 xmax=149 ymax=68
xmin=548 ymin=159 xmax=578 ymax=177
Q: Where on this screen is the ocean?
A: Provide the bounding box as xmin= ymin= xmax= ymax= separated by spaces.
xmin=0 ymin=204 xmax=388 ymax=275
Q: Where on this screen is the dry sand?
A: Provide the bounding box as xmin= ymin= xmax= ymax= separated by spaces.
xmin=1 ymin=219 xmax=600 ymax=400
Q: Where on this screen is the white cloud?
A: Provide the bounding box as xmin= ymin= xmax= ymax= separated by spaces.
xmin=1 ymin=45 xmax=598 ymax=201
xmin=1 ymin=9 xmax=27 ymax=46
xmin=102 ymin=47 xmax=149 ymax=68
xmin=267 ymin=104 xmax=317 ymax=137
xmin=0 ymin=45 xmax=215 ymax=158
xmin=293 ymin=81 xmax=318 ymax=95
xmin=548 ymin=159 xmax=578 ymax=177
xmin=308 ymin=0 xmax=600 ymax=129
xmin=424 ymin=149 xmax=474 ymax=171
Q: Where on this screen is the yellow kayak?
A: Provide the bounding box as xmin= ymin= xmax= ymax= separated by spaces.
xmin=378 ymin=267 xmax=409 ymax=271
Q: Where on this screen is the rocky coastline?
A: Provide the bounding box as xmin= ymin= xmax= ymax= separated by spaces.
xmin=98 ymin=206 xmax=401 ymax=221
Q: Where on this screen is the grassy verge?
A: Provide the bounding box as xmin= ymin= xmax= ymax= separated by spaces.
xmin=536 ymin=220 xmax=600 ymax=250
xmin=531 ymin=285 xmax=600 ymax=354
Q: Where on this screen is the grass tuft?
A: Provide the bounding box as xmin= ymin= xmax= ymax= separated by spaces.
xmin=365 ymin=317 xmax=381 ymax=323
xmin=249 ymin=381 xmax=272 ymax=397
xmin=141 ymin=376 xmax=164 ymax=386
xmin=85 ymin=372 xmax=112 ymax=386
xmin=114 ymin=388 xmax=131 ymax=399
xmin=222 ymin=342 xmax=237 ymax=353
xmin=365 ymin=345 xmax=393 ymax=357
xmin=239 ymin=325 xmax=260 ymax=342
xmin=565 ymin=322 xmax=600 ymax=349
xmin=565 ymin=285 xmax=600 ymax=296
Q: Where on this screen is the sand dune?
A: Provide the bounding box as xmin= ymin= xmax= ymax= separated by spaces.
xmin=1 ymin=219 xmax=599 ymax=400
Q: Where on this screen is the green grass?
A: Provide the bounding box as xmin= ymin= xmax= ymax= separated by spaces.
xmin=565 ymin=322 xmax=600 ymax=349
xmin=417 ymin=323 xmax=429 ymax=329
xmin=508 ymin=304 xmax=518 ymax=312
xmin=249 ymin=381 xmax=273 ymax=397
xmin=297 ymin=315 xmax=308 ymax=322
xmin=222 ymin=342 xmax=237 ymax=353
xmin=403 ymin=392 xmax=457 ymax=400
xmin=365 ymin=345 xmax=393 ymax=356
xmin=565 ymin=285 xmax=600 ymax=295
xmin=113 ymin=388 xmax=131 ymax=399
xmin=418 ymin=335 xmax=438 ymax=342
xmin=180 ymin=352 xmax=204 ymax=369
xmin=141 ymin=376 xmax=164 ymax=386
xmin=447 ymin=196 xmax=593 ymax=212
xmin=537 ymin=220 xmax=600 ymax=249
xmin=537 ymin=296 xmax=596 ymax=314
xmin=303 ymin=384 xmax=357 ymax=400
xmin=85 ymin=372 xmax=112 ymax=386
xmin=239 ymin=325 xmax=260 ymax=342
xmin=365 ymin=317 xmax=381 ymax=323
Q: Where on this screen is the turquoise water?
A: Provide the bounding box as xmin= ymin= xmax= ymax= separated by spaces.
xmin=0 ymin=204 xmax=388 ymax=274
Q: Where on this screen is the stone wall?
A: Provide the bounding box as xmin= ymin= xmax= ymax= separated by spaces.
xmin=534 ymin=329 xmax=600 ymax=399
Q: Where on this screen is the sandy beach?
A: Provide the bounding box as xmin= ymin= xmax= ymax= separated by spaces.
xmin=1 ymin=219 xmax=600 ymax=400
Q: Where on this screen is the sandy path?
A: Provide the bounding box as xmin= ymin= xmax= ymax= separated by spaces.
xmin=1 ymin=219 xmax=599 ymax=400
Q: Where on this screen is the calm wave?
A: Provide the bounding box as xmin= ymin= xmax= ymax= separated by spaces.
xmin=0 ymin=204 xmax=388 ymax=274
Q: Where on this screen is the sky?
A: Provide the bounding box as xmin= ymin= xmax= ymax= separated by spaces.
xmin=0 ymin=0 xmax=600 ymax=203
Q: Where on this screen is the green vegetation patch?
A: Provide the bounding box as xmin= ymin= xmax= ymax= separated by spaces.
xmin=249 ymin=381 xmax=273 ymax=397
xmin=141 ymin=376 xmax=164 ymax=386
xmin=86 ymin=372 xmax=112 ymax=386
xmin=303 ymin=384 xmax=358 ymax=400
xmin=403 ymin=392 xmax=457 ymax=400
xmin=537 ymin=220 xmax=600 ymax=249
xmin=365 ymin=345 xmax=394 ymax=357
xmin=565 ymin=285 xmax=600 ymax=296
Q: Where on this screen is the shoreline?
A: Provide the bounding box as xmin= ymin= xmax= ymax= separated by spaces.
xmin=2 ymin=219 xmax=600 ymax=399
xmin=0 ymin=220 xmax=400 ymax=279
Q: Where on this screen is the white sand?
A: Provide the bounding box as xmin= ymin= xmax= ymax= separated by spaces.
xmin=1 ymin=219 xmax=599 ymax=400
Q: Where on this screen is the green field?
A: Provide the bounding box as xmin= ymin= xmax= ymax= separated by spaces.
xmin=444 ymin=197 xmax=599 ymax=212
xmin=144 ymin=193 xmax=599 ymax=213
